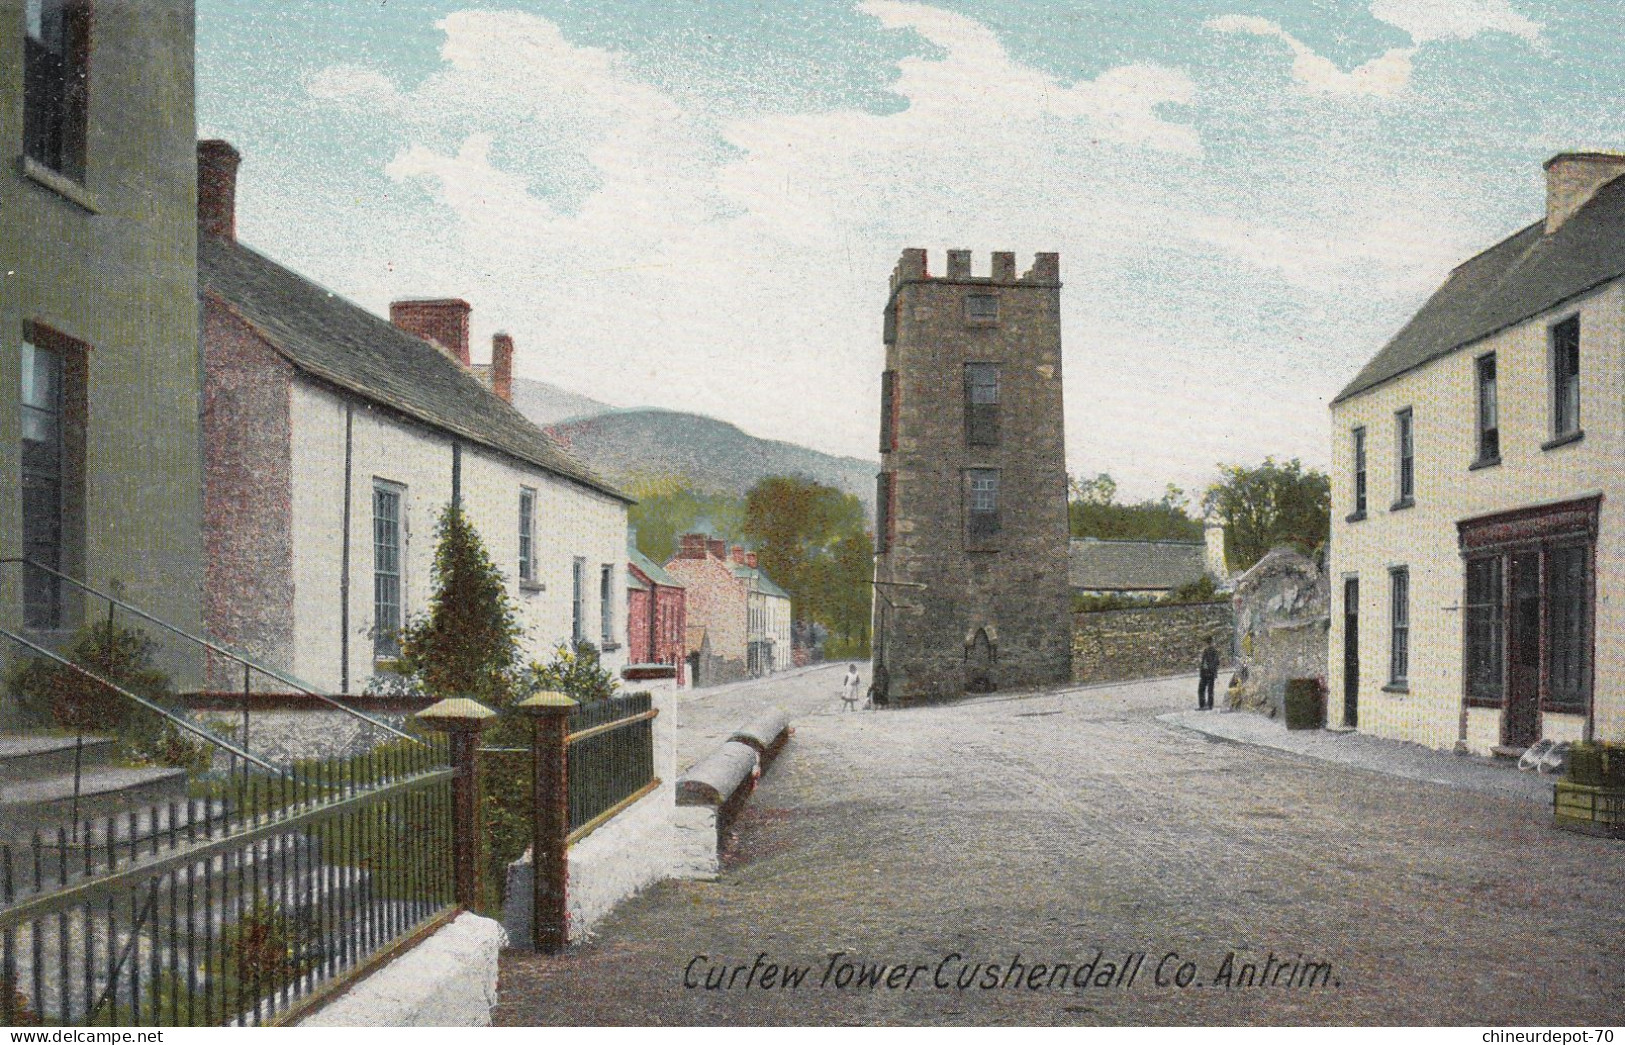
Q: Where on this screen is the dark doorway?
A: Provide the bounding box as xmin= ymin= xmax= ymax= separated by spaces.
xmin=1505 ymin=552 xmax=1541 ymax=748
xmin=1343 ymin=577 xmax=1359 ymax=728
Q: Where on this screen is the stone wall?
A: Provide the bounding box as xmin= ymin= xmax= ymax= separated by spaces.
xmin=1071 ymin=602 xmax=1235 ymax=685
xmin=297 ymin=912 xmax=505 ymax=1027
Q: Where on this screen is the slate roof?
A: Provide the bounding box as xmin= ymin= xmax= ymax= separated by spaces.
xmin=1068 ymin=538 xmax=1207 ymax=592
xmin=1335 ymin=172 xmax=1625 ymax=403
xmin=629 ymin=546 xmax=684 ymax=589
xmin=200 ymin=235 xmax=629 ymax=502
xmin=732 ymin=564 xmax=792 ymax=601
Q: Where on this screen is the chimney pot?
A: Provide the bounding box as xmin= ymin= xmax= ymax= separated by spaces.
xmin=1544 ymin=152 xmax=1625 ymax=234
xmin=197 ymin=140 xmax=241 ymax=242
xmin=390 ymin=299 xmax=473 ymax=365
xmin=731 ymin=545 xmax=746 ymax=564
xmin=707 ymin=539 xmax=727 ymax=561
xmin=491 ymin=333 xmax=515 ymax=403
xmin=746 ymin=553 xmax=758 ymax=569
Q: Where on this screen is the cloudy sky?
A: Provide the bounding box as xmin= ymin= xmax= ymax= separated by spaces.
xmin=196 ymin=0 xmax=1625 ymax=501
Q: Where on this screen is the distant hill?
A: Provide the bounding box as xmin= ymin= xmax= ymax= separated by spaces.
xmin=543 ymin=408 xmax=878 ymax=519
xmin=503 ymin=375 xmax=620 ymax=426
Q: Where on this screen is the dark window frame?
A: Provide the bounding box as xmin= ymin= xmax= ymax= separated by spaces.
xmin=600 ymin=563 xmax=616 ymax=648
xmin=965 ymin=292 xmax=999 ymax=323
xmin=879 ymin=370 xmax=897 ymax=453
xmin=1463 ymin=555 xmax=1504 ymax=706
xmin=964 ymin=362 xmax=1000 ymax=447
xmin=23 ymin=0 xmax=92 ymax=184
xmin=1474 ymin=353 xmax=1500 ymax=466
xmin=372 ymin=480 xmax=405 ymax=660
xmin=1387 ymin=566 xmax=1409 ymax=688
xmin=18 ymin=323 xmax=88 ymax=633
xmin=518 ymin=487 xmax=536 ymax=585
xmin=1349 ymin=426 xmax=1367 ymax=520
xmin=1549 ymin=315 xmax=1581 ymax=443
xmin=1393 ymin=408 xmax=1415 ymax=509
xmin=965 ymin=468 xmax=1000 ymax=548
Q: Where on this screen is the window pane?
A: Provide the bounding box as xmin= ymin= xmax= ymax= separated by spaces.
xmin=1477 ymin=356 xmax=1499 ymax=459
xmin=1390 ymin=569 xmax=1409 ymax=683
xmin=1465 ymin=557 xmax=1503 ymax=700
xmin=1352 ymin=427 xmax=1366 ymax=513
xmin=1548 ymin=546 xmax=1589 ymax=706
xmin=20 ymin=342 xmax=63 ymax=629
xmin=373 ymin=486 xmax=402 ymax=657
xmin=966 ymin=363 xmax=999 ymax=404
xmin=967 ymin=470 xmax=1000 ymax=540
xmin=1553 ymin=318 xmax=1581 ymax=435
xmin=1397 ymin=411 xmax=1414 ymax=499
xmin=519 ymin=489 xmax=534 ymax=580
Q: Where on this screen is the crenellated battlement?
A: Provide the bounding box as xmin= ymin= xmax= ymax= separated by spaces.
xmin=888 ymin=248 xmax=1060 ymax=293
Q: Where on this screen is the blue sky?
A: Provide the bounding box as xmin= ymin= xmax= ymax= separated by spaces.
xmin=196 ymin=0 xmax=1625 ymax=501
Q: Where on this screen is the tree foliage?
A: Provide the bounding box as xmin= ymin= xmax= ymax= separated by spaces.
xmin=1201 ymin=457 xmax=1330 ymax=573
xmin=1068 ymin=472 xmax=1204 ymax=542
xmin=742 ymin=475 xmax=872 ymax=649
xmin=625 ymin=477 xmax=746 ymax=564
xmin=396 ymin=503 xmax=523 ymax=708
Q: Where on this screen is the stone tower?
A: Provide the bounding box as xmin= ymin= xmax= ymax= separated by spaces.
xmin=871 ymin=248 xmax=1072 ymax=702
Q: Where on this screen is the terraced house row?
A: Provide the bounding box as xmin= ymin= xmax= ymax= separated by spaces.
xmin=1329 ymin=152 xmax=1625 ymax=757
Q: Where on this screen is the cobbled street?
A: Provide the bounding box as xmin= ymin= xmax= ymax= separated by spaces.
xmin=496 ymin=666 xmax=1625 ymax=1026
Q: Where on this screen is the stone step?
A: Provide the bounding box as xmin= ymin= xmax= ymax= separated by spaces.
xmin=0 ymin=765 xmax=190 ymax=845
xmin=0 ymin=734 xmax=121 ymax=781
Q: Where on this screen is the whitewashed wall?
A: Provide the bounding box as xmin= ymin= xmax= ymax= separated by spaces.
xmin=1328 ymin=279 xmax=1624 ymax=752
xmin=289 ymin=380 xmax=628 ymax=694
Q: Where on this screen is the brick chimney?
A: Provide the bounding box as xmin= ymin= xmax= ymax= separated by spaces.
xmin=707 ymin=539 xmax=726 ymax=561
xmin=677 ymin=534 xmax=708 ymax=560
xmin=491 ymin=333 xmax=514 ymax=403
xmin=197 ymin=140 xmax=241 ymax=241
xmin=1544 ymin=152 xmax=1625 ymax=233
xmin=731 ymin=545 xmax=746 ymax=565
xmin=746 ymin=552 xmax=758 ymax=569
xmin=390 ymin=299 xmax=472 ymax=365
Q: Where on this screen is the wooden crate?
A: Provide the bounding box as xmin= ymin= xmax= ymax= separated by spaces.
xmin=1553 ymin=780 xmax=1625 ymax=839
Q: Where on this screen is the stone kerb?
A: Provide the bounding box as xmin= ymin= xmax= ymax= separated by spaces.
xmin=677 ymin=741 xmax=761 ymax=808
xmin=727 ymin=709 xmax=792 ymax=769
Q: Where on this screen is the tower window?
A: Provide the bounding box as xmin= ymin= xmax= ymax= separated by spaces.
xmin=966 ymin=469 xmax=1000 ymax=544
xmin=966 ymin=294 xmax=998 ymax=322
xmin=965 ymin=363 xmax=1000 ymax=447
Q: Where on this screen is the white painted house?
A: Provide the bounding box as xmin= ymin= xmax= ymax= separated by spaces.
xmin=197 ymin=141 xmax=631 ymax=697
xmin=1328 ymin=152 xmax=1625 ymax=756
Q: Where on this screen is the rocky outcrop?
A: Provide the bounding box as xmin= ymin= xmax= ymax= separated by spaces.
xmin=1227 ymin=548 xmax=1328 ymax=718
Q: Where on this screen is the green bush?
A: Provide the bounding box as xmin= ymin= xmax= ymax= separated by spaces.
xmin=3 ymin=620 xmax=212 ymax=773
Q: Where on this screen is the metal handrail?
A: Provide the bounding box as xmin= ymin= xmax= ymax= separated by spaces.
xmin=0 ymin=558 xmax=416 ymax=744
xmin=0 ymin=624 xmax=273 ymax=772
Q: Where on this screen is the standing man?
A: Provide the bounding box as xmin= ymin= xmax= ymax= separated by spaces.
xmin=1198 ymin=637 xmax=1220 ymax=710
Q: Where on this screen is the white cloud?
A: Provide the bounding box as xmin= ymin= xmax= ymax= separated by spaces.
xmin=283 ymin=3 xmax=1502 ymax=500
xmin=1369 ymin=0 xmax=1542 ymax=45
xmin=1208 ymin=15 xmax=1415 ymax=98
xmin=1209 ymin=0 xmax=1540 ymax=99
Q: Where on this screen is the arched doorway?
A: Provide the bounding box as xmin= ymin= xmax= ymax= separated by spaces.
xmin=966 ymin=626 xmax=997 ymax=693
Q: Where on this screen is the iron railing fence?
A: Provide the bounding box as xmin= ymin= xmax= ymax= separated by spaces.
xmin=0 ymin=737 xmax=454 ymax=1027
xmin=565 ymin=692 xmax=656 ymax=839
xmin=0 ymin=558 xmax=416 ymax=777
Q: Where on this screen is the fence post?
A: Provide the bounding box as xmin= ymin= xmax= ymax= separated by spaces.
xmin=415 ymin=697 xmax=496 ymax=911
xmin=517 ymin=691 xmax=576 ymax=954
